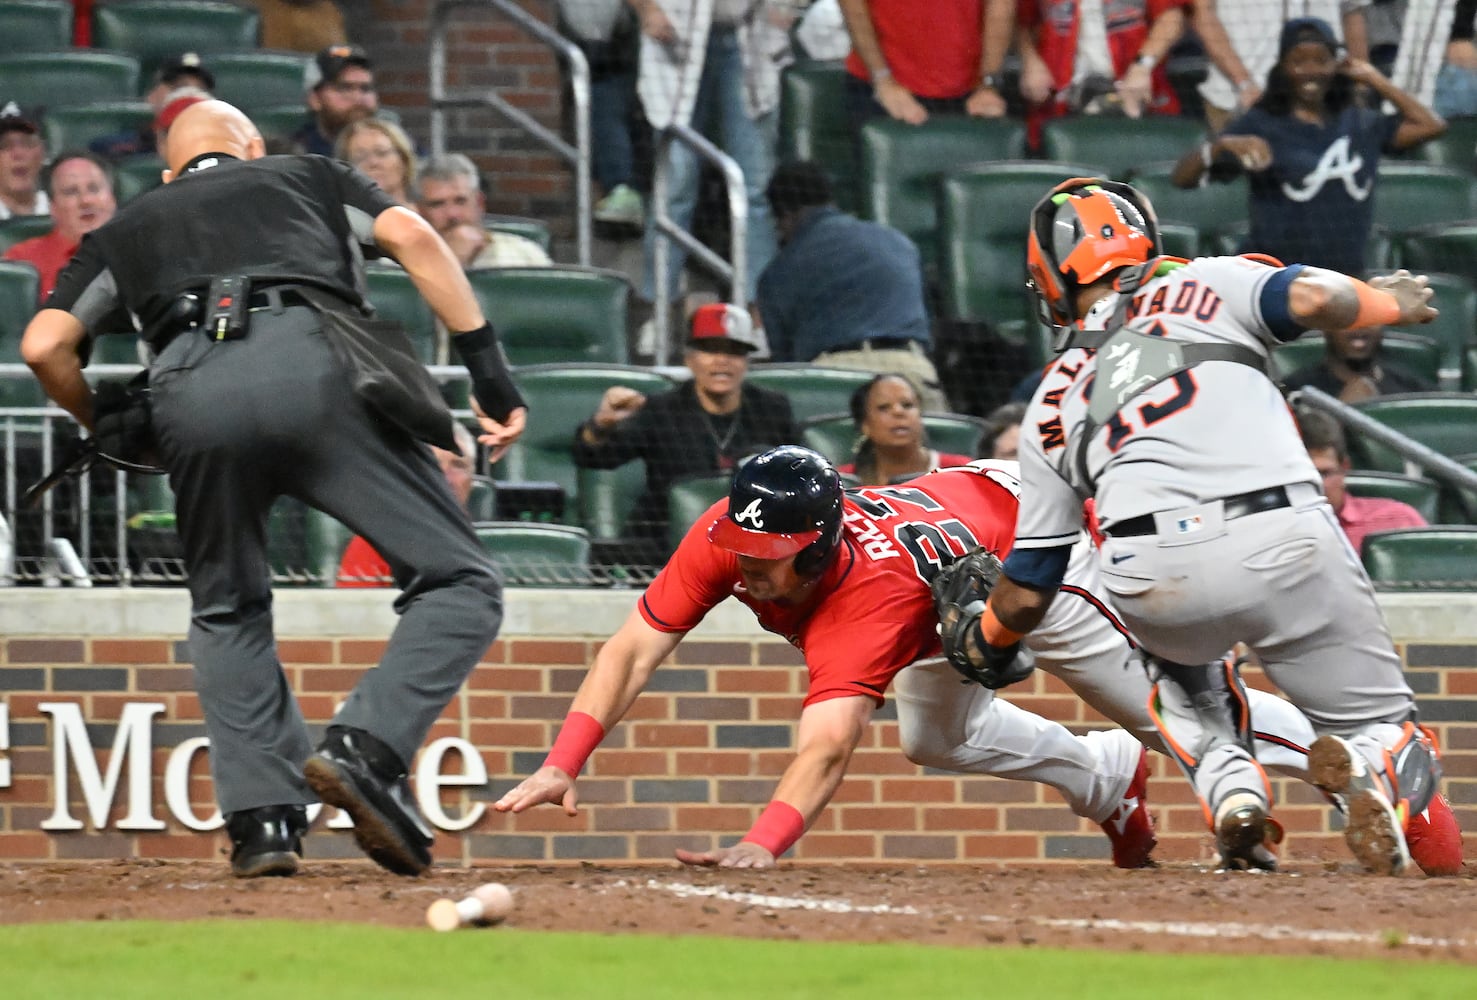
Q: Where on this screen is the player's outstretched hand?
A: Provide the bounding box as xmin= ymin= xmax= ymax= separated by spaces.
xmin=1370 ymin=270 xmax=1438 ymax=326
xmin=493 ymin=765 xmax=579 ymax=816
xmin=675 ymin=842 xmax=777 ymax=869
xmin=471 ymin=400 xmax=527 ymax=464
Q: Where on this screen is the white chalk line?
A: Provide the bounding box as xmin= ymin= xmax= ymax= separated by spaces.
xmin=636 ymin=878 xmax=1471 ymax=950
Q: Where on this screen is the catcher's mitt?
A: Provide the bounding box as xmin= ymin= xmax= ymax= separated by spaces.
xmin=930 ymin=546 xmax=1034 ymax=689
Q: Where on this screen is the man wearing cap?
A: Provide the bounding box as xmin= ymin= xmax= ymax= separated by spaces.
xmin=91 ymin=53 xmax=216 ymax=161
xmin=572 ymin=302 xmax=800 ymax=566
xmin=4 ymin=151 xmax=116 ymax=300
xmin=0 ymin=104 xmax=48 ymax=220
xmin=294 ymin=44 xmax=379 ymax=157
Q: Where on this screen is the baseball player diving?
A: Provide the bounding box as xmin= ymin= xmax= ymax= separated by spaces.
xmin=958 ymin=176 xmax=1461 ymax=876
xmin=494 ymin=446 xmax=1320 ymax=869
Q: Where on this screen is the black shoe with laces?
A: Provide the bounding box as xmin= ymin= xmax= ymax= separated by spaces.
xmin=303 ymin=726 xmax=433 ymax=876
xmin=226 ymin=804 xmax=307 ymax=878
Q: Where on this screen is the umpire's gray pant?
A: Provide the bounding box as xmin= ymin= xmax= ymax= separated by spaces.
xmin=148 ymin=306 xmax=502 ymax=815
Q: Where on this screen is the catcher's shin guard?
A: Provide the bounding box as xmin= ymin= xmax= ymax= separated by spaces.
xmin=1387 ymin=721 xmax=1443 ymax=821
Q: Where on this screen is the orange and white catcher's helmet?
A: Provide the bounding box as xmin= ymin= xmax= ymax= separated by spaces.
xmin=1027 ymin=177 xmax=1160 ymax=352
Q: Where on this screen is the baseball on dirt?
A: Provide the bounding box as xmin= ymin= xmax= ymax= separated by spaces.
xmin=425 ymin=882 xmax=514 ymax=932
xmin=472 ymin=882 xmax=514 ymax=922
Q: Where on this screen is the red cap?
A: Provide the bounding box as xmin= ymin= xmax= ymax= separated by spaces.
xmin=154 ymin=90 xmax=210 ymax=132
xmin=688 ymin=302 xmax=757 ymax=352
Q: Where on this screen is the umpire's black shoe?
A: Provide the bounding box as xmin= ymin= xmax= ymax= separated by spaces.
xmin=303 ymin=726 xmax=433 ymax=877
xmin=226 ymin=804 xmax=307 ymax=878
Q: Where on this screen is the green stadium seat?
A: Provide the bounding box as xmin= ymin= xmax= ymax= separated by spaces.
xmin=467 ymin=474 xmax=496 ymax=522
xmin=779 ymin=60 xmax=857 ymax=212
xmin=266 ymin=496 xmax=310 ymax=584
xmin=1464 ymin=344 xmax=1477 ymax=392
xmin=0 ymin=52 xmax=140 ymax=110
xmin=1156 ymin=221 xmax=1200 ymax=260
xmin=1405 ymin=272 xmax=1477 ymax=388
xmin=799 ymin=412 xmax=984 ymax=468
xmin=742 ymin=364 xmax=875 ymax=424
xmin=1439 ymin=452 xmax=1477 ymax=524
xmin=1273 ymin=331 xmax=1441 ymax=386
xmin=89 ymin=334 xmax=145 ymax=365
xmin=1374 ymin=163 xmax=1477 ymax=236
xmin=114 ymin=154 xmax=165 ymax=203
xmin=490 ymin=364 xmax=675 ymax=524
xmin=0 ymin=261 xmax=44 ymax=407
xmin=799 ymin=413 xmax=858 ymax=466
xmin=1361 ymin=526 xmax=1477 ymax=590
xmin=860 ymin=116 xmax=1027 ymax=268
xmin=1349 ymin=393 xmax=1477 ymax=473
xmin=0 ymin=0 xmax=72 ymax=52
xmin=250 ymin=104 xmax=310 ymax=141
xmin=577 ymin=460 xmax=646 ymax=541
xmin=208 ymin=50 xmax=311 ymax=112
xmin=1397 ymin=117 xmax=1477 ymax=173
xmin=92 ymin=1 xmax=260 ymax=87
xmin=474 ymin=521 xmax=593 ymax=587
xmin=1397 ymin=222 xmax=1477 ymax=284
xmin=1127 ymin=161 xmax=1249 ymax=247
xmin=465 ymin=266 xmax=631 ymax=367
xmin=666 ymin=472 xmax=733 ymax=553
xmin=924 ymin=413 xmax=987 ymax=457
xmin=0 ymin=214 xmax=52 ymax=253
xmin=363 ymin=265 xmax=436 ymax=363
xmin=306 ymin=508 xmax=355 ymax=586
xmin=42 ymin=102 xmax=153 ymax=154
xmin=1040 ymin=117 xmax=1207 ymax=181
xmin=486 ymin=214 xmax=553 ymax=254
xmin=1343 ymin=471 xmax=1441 ymax=523
xmin=938 ymin=160 xmax=1101 ymax=326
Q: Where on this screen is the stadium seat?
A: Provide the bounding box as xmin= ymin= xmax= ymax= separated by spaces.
xmin=1374 ymin=163 xmax=1477 ymax=237
xmin=924 ymin=413 xmax=987 ymax=457
xmin=0 ymin=52 xmax=140 ymax=109
xmin=666 ymin=472 xmax=733 ymax=553
xmin=1273 ymin=331 xmax=1441 ymax=386
xmin=742 ymin=364 xmax=875 ymax=424
xmin=1361 ymin=526 xmax=1477 ymax=590
xmin=364 ymin=265 xmax=436 ymax=363
xmin=1397 ymin=222 xmax=1477 ymax=284
xmin=113 ymin=154 xmax=165 ymax=203
xmin=486 ymin=214 xmax=553 ymax=254
xmin=0 ymin=261 xmax=44 ymax=407
xmin=800 ymin=412 xmax=985 ymax=468
xmin=1404 ymin=272 xmax=1477 ymax=388
xmin=92 ymin=1 xmax=260 ymax=86
xmin=249 ymin=104 xmax=310 ymax=141
xmin=490 ymin=364 xmax=675 ymax=524
xmin=465 ymin=266 xmax=631 ymax=367
xmin=779 ymin=59 xmax=857 ymax=212
xmin=1127 ymin=161 xmax=1248 ymax=247
xmin=860 ymin=116 xmax=1027 ymax=267
xmin=1156 ymin=221 xmax=1200 ymax=260
xmin=42 ymin=102 xmax=153 ymax=154
xmin=0 ymin=0 xmax=71 ymax=52
xmin=1040 ymin=117 xmax=1206 ymax=181
xmin=577 ymin=460 xmax=646 ymax=541
xmin=1464 ymin=344 xmax=1477 ymax=392
xmin=1343 ymin=471 xmax=1441 ymax=523
xmin=474 ymin=521 xmax=593 ymax=587
xmin=467 ymin=474 xmax=496 ymax=522
xmin=0 ymin=214 xmax=53 ymax=254
xmin=306 ymin=508 xmax=355 ymax=586
xmin=208 ymin=50 xmax=311 ymax=112
xmin=1397 ymin=117 xmax=1477 ymax=173
xmin=90 ymin=334 xmax=145 ymax=365
xmin=938 ymin=160 xmax=1101 ymax=326
xmin=1348 ymin=393 xmax=1477 ymax=473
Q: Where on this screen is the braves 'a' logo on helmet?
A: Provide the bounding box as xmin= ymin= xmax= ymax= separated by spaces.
xmin=708 ymin=446 xmax=844 ymax=576
xmin=733 ymin=497 xmax=766 ymax=528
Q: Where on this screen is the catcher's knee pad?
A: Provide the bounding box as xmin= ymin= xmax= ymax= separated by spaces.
xmin=1386 ymin=721 xmax=1443 ymax=819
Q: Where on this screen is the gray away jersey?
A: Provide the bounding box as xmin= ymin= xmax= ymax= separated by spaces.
xmin=1015 ymin=255 xmax=1322 ymax=550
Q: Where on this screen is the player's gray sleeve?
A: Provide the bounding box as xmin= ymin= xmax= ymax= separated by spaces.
xmin=1012 ymin=407 xmax=1086 ymax=550
xmin=1192 ymin=256 xmax=1284 ymax=347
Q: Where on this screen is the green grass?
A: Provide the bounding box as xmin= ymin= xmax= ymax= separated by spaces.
xmin=1 ymin=921 xmax=1470 ymax=999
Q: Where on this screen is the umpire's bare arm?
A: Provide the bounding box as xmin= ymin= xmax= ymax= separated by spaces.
xmin=21 ymin=309 xmax=92 ymax=429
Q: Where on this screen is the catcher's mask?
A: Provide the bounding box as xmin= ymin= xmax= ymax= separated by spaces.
xmin=1027 ymin=177 xmax=1160 ymax=353
xmin=708 ymin=445 xmax=844 ymax=578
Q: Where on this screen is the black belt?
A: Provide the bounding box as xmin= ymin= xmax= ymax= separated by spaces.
xmin=1104 ymin=486 xmax=1293 ymax=538
xmin=145 ymin=286 xmax=319 ymax=353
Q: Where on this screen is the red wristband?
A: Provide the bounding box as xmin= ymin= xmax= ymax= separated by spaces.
xmin=1350 ymin=279 xmax=1402 ymax=329
xmin=741 ymin=801 xmax=806 ymax=858
xmin=979 ymin=603 xmax=1026 ymax=648
xmin=543 ymin=711 xmax=606 ymax=778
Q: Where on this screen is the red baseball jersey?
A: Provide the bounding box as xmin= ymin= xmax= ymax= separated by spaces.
xmin=639 ymin=462 xmax=1022 ymax=707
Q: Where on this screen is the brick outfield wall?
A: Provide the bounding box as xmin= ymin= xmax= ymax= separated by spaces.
xmin=2 ymin=634 xmax=1474 ymax=869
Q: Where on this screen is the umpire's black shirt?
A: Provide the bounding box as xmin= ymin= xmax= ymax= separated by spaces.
xmin=47 ymin=153 xmax=397 ymax=343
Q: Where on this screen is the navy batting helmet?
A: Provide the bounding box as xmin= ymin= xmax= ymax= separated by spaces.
xmin=708 ymin=446 xmax=844 ymax=576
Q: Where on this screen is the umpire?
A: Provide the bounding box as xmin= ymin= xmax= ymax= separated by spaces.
xmin=21 ymin=102 xmax=527 ymax=879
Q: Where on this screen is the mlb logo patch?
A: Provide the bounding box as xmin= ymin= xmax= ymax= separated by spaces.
xmin=1175 ymin=515 xmax=1204 ymax=535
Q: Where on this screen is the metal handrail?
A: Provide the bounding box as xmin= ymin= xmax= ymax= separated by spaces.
xmin=1291 ymin=385 xmax=1477 ymax=497
xmin=429 ymin=0 xmax=592 ymax=265
xmin=650 ymin=121 xmax=749 ymax=364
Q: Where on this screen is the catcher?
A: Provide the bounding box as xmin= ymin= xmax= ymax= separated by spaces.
xmin=495 ymin=446 xmax=1317 ymax=868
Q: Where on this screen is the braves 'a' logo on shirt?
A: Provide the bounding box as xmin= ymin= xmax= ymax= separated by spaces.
xmin=1282 ymin=135 xmax=1371 ymax=203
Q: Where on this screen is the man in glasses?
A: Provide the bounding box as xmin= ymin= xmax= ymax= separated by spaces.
xmin=294 ymin=44 xmax=380 ymax=156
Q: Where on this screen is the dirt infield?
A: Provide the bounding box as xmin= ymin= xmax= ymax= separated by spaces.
xmin=2 ymin=858 xmax=1473 ymax=961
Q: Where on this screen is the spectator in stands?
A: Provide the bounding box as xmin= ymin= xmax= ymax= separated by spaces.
xmin=1170 ymin=17 xmax=1445 ymax=276
xmin=2 ymin=151 xmax=116 ymax=301
xmin=337 ymin=423 xmax=478 ymax=587
xmin=634 ymin=0 xmax=789 ymax=310
xmin=840 ymin=0 xmax=1012 ymax=144
xmin=293 ymin=44 xmax=378 ymax=157
xmin=1192 ymin=1 xmax=1370 ymax=134
xmin=414 ymin=155 xmax=552 ymax=268
xmin=1282 ymin=323 xmax=1435 ymax=401
xmin=1299 ymin=407 xmax=1427 ymax=553
xmin=1435 ymin=0 xmax=1477 ymax=116
xmin=249 ymin=0 xmax=348 ymax=53
xmin=838 ymin=374 xmax=972 ymax=485
xmin=756 ymin=160 xmax=947 ymax=411
xmin=0 ymin=104 xmax=47 ymax=220
xmin=1015 ymin=0 xmax=1191 ymax=147
xmin=336 ymin=119 xmax=417 ymax=207
xmin=91 ymin=54 xmax=217 ymax=162
xmin=572 ymin=303 xmax=799 ymax=564
xmin=980 ymin=400 xmax=1026 ymax=460
xmin=151 ymin=88 xmax=213 ymax=164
